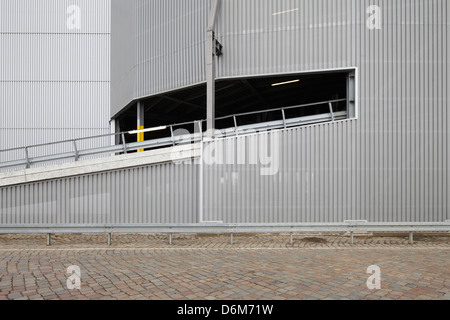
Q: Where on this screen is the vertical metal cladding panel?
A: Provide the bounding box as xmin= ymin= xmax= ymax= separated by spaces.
xmin=0 ymin=0 xmax=110 ymax=33
xmin=0 ymin=0 xmax=111 ymax=163
xmin=0 ymin=160 xmax=199 ymax=225
xmin=134 ymin=0 xmax=209 ymax=100
xmin=0 ymin=83 xmax=110 ymax=130
xmin=111 ymin=0 xmax=136 ymax=116
xmin=202 ymin=118 xmax=448 ymax=223
xmin=0 ymin=81 xmax=111 ymax=164
xmin=111 ymin=0 xmax=209 ymax=116
xmin=216 ymin=0 xmax=355 ymax=77
xmin=198 ymin=0 xmax=450 ymax=223
xmin=0 ymin=34 xmax=110 ymax=81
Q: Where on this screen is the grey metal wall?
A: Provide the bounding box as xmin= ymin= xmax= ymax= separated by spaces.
xmin=111 ymin=0 xmax=136 ymax=117
xmin=111 ymin=0 xmax=449 ymax=223
xmin=0 ymin=0 xmax=111 ymax=164
xmin=111 ymin=0 xmax=209 ymax=116
xmin=202 ymin=123 xmax=449 ymax=223
xmin=0 ymin=160 xmax=199 ymax=225
xmin=1 ymin=1 xmax=446 ymax=225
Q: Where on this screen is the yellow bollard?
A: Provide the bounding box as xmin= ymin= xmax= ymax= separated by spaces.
xmin=137 ymin=125 xmax=144 ymax=152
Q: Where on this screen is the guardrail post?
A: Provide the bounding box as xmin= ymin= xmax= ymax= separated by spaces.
xmin=169 ymin=233 xmax=173 ymax=245
xmin=350 ymin=231 xmax=354 ymax=245
xmin=290 ymin=232 xmax=293 ymax=245
xmin=46 ymin=233 xmax=51 ymax=246
xmin=409 ymin=232 xmax=414 ymax=245
xmin=108 ymin=233 xmax=112 ymax=246
xmin=230 ymin=233 xmax=233 ymax=245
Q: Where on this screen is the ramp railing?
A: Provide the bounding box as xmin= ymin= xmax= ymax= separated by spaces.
xmin=0 ymin=99 xmax=347 ymax=171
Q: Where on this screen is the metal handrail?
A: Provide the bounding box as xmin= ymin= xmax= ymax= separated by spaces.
xmin=215 ymin=98 xmax=346 ymax=120
xmin=0 ymin=99 xmax=347 ymax=170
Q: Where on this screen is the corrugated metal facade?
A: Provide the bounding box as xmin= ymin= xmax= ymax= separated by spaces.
xmin=111 ymin=0 xmax=209 ymax=116
xmin=0 ymin=1 xmax=448 ymax=225
xmin=112 ymin=0 xmax=449 ymax=109
xmin=203 ymin=122 xmax=448 ymax=223
xmin=0 ymin=160 xmax=199 ymax=225
xmin=109 ymin=0 xmax=449 ymax=223
xmin=0 ymin=0 xmax=111 ymax=164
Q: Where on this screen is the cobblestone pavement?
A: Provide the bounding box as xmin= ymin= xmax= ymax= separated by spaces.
xmin=0 ymin=233 xmax=449 ymax=300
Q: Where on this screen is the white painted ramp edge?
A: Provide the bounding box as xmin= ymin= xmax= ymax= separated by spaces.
xmin=0 ymin=143 xmax=200 ymax=187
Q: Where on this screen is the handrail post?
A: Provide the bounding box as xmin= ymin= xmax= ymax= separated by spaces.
xmin=282 ymin=109 xmax=287 ymax=129
xmin=24 ymin=147 xmax=31 ymax=169
xmin=198 ymin=121 xmax=203 ymax=142
xmin=170 ymin=126 xmax=175 ymax=146
xmin=73 ymin=140 xmax=79 ymax=161
xmin=328 ymin=102 xmax=335 ymax=121
xmin=121 ymin=133 xmax=127 ymax=154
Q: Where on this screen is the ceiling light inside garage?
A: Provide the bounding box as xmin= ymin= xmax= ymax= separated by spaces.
xmin=271 ymin=79 xmax=300 ymax=87
xmin=272 ymin=8 xmax=299 ymax=16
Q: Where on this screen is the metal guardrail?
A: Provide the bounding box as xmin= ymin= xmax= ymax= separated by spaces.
xmin=0 ymin=222 xmax=448 ymax=246
xmin=0 ymin=99 xmax=347 ymax=170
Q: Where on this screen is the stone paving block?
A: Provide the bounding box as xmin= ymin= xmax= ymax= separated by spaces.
xmin=0 ymin=234 xmax=448 ymax=300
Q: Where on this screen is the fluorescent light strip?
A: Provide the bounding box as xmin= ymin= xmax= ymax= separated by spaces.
xmin=272 ymin=8 xmax=299 ymax=16
xmin=271 ymin=79 xmax=300 ymax=87
xmin=128 ymin=126 xmax=167 ymax=134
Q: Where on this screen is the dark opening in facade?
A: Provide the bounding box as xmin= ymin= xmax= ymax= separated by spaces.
xmin=114 ymin=69 xmax=356 ymax=144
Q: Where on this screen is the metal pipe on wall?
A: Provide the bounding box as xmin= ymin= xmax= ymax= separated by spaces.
xmin=206 ymin=0 xmax=221 ymax=139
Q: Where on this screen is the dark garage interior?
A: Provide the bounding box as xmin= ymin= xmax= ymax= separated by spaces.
xmin=115 ymin=71 xmax=350 ymax=142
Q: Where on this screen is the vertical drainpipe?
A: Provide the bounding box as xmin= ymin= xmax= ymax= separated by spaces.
xmin=206 ymin=0 xmax=221 ymax=139
xmin=202 ymin=0 xmax=221 ymax=222
xmin=137 ymin=101 xmax=144 ymax=152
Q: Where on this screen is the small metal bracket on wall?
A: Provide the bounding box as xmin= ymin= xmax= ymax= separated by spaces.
xmin=214 ymin=37 xmax=223 ymax=56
